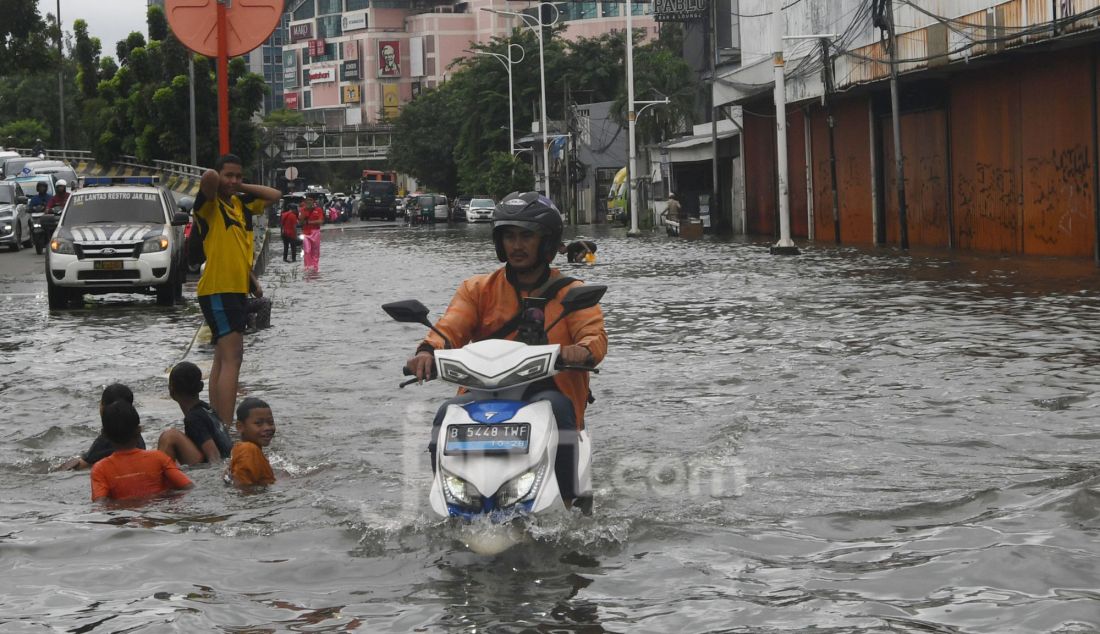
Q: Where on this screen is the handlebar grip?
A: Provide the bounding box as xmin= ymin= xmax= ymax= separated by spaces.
xmin=556 ymin=363 xmax=600 ymax=374
xmin=403 ymin=366 xmax=414 ymax=376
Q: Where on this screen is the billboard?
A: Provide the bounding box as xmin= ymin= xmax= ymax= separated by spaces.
xmin=284 ymin=92 xmax=299 ymax=110
xmin=652 ymin=0 xmax=708 ymax=21
xmin=342 ymin=85 xmax=361 ymax=104
xmin=409 ymin=36 xmax=424 ymax=78
xmin=382 ymin=83 xmax=400 ymax=119
xmin=283 ymin=49 xmax=298 ymax=88
xmin=341 ymin=60 xmax=361 ymax=80
xmin=289 ymin=22 xmax=313 ymax=43
xmin=308 ymin=38 xmax=327 ymax=58
xmin=307 ymin=67 xmax=336 ymax=83
xmin=378 ymin=40 xmax=401 ymax=77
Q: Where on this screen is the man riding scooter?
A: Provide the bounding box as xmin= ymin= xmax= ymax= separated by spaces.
xmin=29 ymin=181 xmax=55 ymax=254
xmin=405 ymin=192 xmax=607 ymax=503
xmin=47 ymin=179 xmax=70 ymax=212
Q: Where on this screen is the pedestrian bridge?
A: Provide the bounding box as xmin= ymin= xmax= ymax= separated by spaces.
xmin=12 ymin=125 xmax=393 ymax=193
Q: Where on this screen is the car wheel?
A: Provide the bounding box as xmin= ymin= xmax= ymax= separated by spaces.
xmin=46 ymin=271 xmax=70 ymax=309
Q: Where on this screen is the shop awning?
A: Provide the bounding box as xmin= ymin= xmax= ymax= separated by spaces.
xmin=661 ymin=120 xmax=739 ymax=164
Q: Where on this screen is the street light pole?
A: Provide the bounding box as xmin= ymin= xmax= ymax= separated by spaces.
xmin=56 ymin=0 xmax=66 ymax=150
xmin=626 ymin=0 xmax=641 ymax=235
xmin=471 ymin=43 xmax=525 ymax=154
xmin=483 ymin=5 xmax=559 ymax=197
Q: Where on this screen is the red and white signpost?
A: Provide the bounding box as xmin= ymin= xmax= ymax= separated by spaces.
xmin=165 ymin=0 xmax=284 ymax=154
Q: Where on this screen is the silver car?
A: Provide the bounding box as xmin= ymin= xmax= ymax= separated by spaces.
xmin=0 ymin=181 xmax=32 ymax=251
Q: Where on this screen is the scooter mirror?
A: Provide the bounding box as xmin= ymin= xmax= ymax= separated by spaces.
xmin=560 ymin=285 xmax=607 ymax=315
xmin=382 ymin=300 xmax=432 ymax=326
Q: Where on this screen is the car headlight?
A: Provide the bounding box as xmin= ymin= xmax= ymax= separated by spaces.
xmin=50 ymin=237 xmax=75 ymax=254
xmin=442 ymin=470 xmax=481 ymax=509
xmin=495 ymin=462 xmax=547 ymax=508
xmin=1 ymin=223 xmax=11 ymax=233
xmin=142 ymin=236 xmax=169 ymax=253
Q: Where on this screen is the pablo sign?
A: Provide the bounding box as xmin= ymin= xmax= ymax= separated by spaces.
xmin=652 ymin=0 xmax=707 ymax=21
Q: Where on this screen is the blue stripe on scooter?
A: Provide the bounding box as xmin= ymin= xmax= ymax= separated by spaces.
xmin=461 ymin=400 xmax=525 ymax=424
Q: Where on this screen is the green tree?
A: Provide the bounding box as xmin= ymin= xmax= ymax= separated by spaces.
xmin=388 ymin=85 xmax=462 ymax=193
xmin=0 ymin=0 xmax=51 ymax=73
xmin=483 ymin=152 xmax=535 ymax=200
xmin=264 ymin=109 xmax=306 ymax=127
xmin=0 ymin=118 xmax=50 ymax=147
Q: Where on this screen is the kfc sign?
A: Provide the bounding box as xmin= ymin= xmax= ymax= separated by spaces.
xmin=290 ymin=23 xmax=313 ymax=43
xmin=307 ymin=67 xmax=336 ymax=83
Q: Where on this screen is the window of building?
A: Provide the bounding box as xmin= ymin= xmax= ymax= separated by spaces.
xmin=601 ymin=1 xmax=619 ymax=17
xmin=317 ymin=14 xmax=342 ymax=38
xmin=317 ymin=0 xmax=341 ymax=15
xmin=346 ymin=0 xmax=369 ymax=9
xmin=304 ymin=91 xmax=312 ymax=108
xmin=292 ymin=1 xmax=314 ymax=20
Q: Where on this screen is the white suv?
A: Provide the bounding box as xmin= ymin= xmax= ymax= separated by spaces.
xmin=46 ymin=185 xmax=190 ymax=309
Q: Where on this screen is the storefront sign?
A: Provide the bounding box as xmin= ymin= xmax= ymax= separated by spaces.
xmin=343 ymin=39 xmax=360 ymax=61
xmin=289 ymin=22 xmax=313 ymax=43
xmin=284 ymin=92 xmax=299 ymax=110
xmin=341 ymin=11 xmax=367 ymax=31
xmin=308 ymin=38 xmax=327 ymax=58
xmin=341 ymin=60 xmax=361 ymax=80
xmin=307 ymin=67 xmax=336 ymax=83
xmin=652 ymin=0 xmax=707 ymax=21
xmin=283 ymin=50 xmax=299 ymax=88
xmin=342 ymin=85 xmax=361 ymax=104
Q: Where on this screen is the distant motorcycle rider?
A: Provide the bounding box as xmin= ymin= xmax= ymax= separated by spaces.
xmin=46 ymin=179 xmax=70 ymax=212
xmin=405 ymin=191 xmax=607 ymax=501
xmin=28 ymin=182 xmax=51 ymax=209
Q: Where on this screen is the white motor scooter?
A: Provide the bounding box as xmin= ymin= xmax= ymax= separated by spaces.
xmin=383 ymin=284 xmax=605 ymax=554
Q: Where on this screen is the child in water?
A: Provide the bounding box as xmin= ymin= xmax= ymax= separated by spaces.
xmin=158 ymin=361 xmax=233 ymax=466
xmin=91 ymin=401 xmax=193 ymax=501
xmin=59 ymin=383 xmax=144 ymax=471
xmin=226 ymin=397 xmax=276 ymax=487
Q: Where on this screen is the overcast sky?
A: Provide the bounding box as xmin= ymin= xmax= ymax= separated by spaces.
xmin=41 ymin=0 xmax=151 ymax=52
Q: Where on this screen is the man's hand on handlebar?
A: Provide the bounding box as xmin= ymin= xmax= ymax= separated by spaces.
xmin=405 ymin=350 xmax=435 ymax=382
xmin=559 ymin=345 xmax=593 ymax=366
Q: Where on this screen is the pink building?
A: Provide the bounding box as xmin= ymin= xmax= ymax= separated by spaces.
xmin=281 ymin=0 xmax=657 ymax=125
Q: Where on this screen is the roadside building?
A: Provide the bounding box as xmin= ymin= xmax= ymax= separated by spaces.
xmin=279 ymin=0 xmax=657 ymax=127
xmin=716 ymin=0 xmax=1100 ymax=259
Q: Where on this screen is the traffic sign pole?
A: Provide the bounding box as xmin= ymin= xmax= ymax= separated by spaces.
xmin=217 ymin=0 xmax=230 ymax=155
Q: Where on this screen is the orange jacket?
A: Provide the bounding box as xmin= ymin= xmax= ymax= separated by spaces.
xmin=421 ymin=267 xmax=607 ymax=429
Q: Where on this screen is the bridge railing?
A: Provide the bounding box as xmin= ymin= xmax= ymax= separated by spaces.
xmin=12 ymin=147 xmax=205 ymax=179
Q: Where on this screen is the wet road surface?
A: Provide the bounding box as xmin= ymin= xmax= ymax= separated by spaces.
xmin=2 ymin=222 xmax=1099 ymax=632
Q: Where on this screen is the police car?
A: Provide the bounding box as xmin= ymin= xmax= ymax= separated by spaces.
xmin=45 ymin=179 xmax=190 ymax=309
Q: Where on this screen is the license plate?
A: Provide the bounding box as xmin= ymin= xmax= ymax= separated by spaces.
xmin=444 ymin=423 xmax=530 ymax=455
xmin=93 ymin=260 xmax=123 ymax=270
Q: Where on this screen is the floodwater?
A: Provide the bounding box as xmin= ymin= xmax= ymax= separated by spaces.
xmin=2 ymin=222 xmax=1100 ymax=632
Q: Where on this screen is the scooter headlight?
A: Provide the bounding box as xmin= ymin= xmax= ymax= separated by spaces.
xmin=495 ymin=462 xmax=547 ymax=508
xmin=442 ymin=471 xmax=481 ymax=509
xmin=142 ymin=235 xmax=169 ymax=253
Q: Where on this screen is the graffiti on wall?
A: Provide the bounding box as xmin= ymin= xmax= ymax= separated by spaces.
xmin=1025 ymin=144 xmax=1091 ymax=246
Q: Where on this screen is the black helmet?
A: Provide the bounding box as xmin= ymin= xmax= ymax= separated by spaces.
xmin=36 ymin=182 xmax=48 ymax=192
xmin=491 ymin=192 xmax=563 ymax=263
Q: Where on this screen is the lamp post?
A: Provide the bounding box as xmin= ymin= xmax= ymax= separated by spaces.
xmin=56 ymin=0 xmax=66 ymax=150
xmin=482 ymin=4 xmax=560 ymax=196
xmin=468 ymin=44 xmax=526 ymax=154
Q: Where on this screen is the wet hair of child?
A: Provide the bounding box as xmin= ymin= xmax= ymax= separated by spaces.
xmin=101 ymin=401 xmax=141 ymax=446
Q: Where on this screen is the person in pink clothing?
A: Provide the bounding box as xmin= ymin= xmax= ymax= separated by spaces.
xmin=300 ymin=196 xmax=324 ymax=270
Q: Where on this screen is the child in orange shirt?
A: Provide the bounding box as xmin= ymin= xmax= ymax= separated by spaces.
xmin=91 ymin=401 xmax=194 ymax=501
xmin=226 ymin=397 xmax=276 ymax=487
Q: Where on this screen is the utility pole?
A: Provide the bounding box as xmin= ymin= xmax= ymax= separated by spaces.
xmin=56 ymin=0 xmax=66 ymax=150
xmin=626 ymin=0 xmax=641 ymax=236
xmin=821 ymin=37 xmax=841 ymax=244
xmin=709 ymin=0 xmax=719 ymax=235
xmin=770 ymin=0 xmax=799 ymax=255
xmin=189 ymin=55 xmax=198 ymax=166
xmin=886 ymin=0 xmax=909 ymax=249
